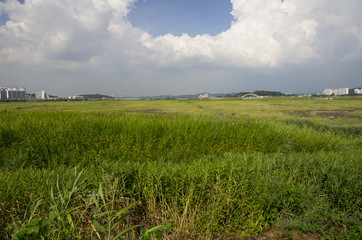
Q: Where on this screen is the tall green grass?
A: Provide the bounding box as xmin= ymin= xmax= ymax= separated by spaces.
xmin=0 ymin=111 xmax=356 ymax=169
xmin=1 ymin=151 xmax=360 ymax=238
xmin=0 ymin=109 xmax=361 ymax=239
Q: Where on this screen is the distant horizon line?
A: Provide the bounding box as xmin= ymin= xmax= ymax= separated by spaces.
xmin=2 ymin=86 xmax=362 ymax=98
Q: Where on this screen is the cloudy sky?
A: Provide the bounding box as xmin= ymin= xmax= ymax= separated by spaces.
xmin=0 ymin=0 xmax=361 ymax=97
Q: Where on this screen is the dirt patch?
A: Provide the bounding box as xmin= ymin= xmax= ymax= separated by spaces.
xmin=124 ymin=108 xmax=169 ymax=114
xmin=290 ymin=110 xmax=360 ymax=119
xmin=216 ymin=228 xmax=320 ymax=240
xmin=16 ymin=104 xmax=48 ymax=110
xmin=250 ymin=228 xmax=320 ymax=240
xmin=269 ymin=104 xmax=294 ymax=107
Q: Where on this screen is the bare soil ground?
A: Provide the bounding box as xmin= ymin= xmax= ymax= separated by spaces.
xmin=292 ymin=110 xmax=360 ymax=119
xmin=124 ymin=108 xmax=169 ymax=114
xmin=215 ymin=228 xmax=320 ymax=240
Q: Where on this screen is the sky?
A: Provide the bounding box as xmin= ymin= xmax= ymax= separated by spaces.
xmin=0 ymin=0 xmax=361 ymax=97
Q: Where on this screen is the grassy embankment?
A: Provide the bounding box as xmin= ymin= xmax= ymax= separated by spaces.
xmin=0 ymin=98 xmax=361 ymax=239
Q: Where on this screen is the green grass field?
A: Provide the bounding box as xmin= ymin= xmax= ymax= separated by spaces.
xmin=0 ymin=97 xmax=361 ymax=239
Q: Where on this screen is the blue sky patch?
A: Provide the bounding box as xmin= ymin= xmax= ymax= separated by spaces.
xmin=128 ymin=0 xmax=233 ymax=37
xmin=0 ymin=12 xmax=9 ymax=25
xmin=0 ymin=0 xmax=25 ymax=25
xmin=1 ymin=0 xmax=25 ymax=3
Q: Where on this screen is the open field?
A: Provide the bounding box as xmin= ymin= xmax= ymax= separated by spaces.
xmin=0 ymin=97 xmax=361 ymax=239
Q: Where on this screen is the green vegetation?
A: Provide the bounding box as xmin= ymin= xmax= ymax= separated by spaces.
xmin=79 ymin=93 xmax=114 ymax=99
xmin=0 ymin=97 xmax=361 ymax=239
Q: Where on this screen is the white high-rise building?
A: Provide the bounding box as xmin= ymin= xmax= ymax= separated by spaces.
xmin=36 ymin=91 xmax=48 ymax=100
xmin=324 ymin=89 xmax=333 ymax=95
xmin=199 ymin=93 xmax=209 ymax=99
xmin=354 ymin=88 xmax=362 ymax=94
xmin=339 ymin=88 xmax=349 ymax=95
xmin=323 ymin=88 xmax=349 ymax=96
xmin=0 ymin=87 xmax=26 ymax=100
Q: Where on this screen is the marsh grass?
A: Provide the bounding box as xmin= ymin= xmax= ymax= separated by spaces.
xmin=0 ymin=111 xmax=355 ymax=169
xmin=7 ymin=169 xmax=172 ymax=240
xmin=0 ymin=99 xmax=361 ymax=239
xmin=1 ymin=151 xmax=361 ymax=238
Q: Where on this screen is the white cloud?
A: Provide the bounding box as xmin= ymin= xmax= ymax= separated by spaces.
xmin=0 ymin=0 xmax=361 ymax=96
xmin=141 ymin=0 xmax=323 ymax=67
xmin=1 ymin=0 xmax=361 ymax=67
xmin=342 ymin=25 xmax=362 ymax=62
xmin=0 ymin=0 xmax=137 ymax=64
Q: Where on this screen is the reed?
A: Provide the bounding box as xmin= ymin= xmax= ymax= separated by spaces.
xmin=0 ymin=99 xmax=361 ymax=239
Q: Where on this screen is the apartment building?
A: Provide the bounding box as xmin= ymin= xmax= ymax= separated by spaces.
xmin=0 ymin=87 xmax=26 ymax=100
xmin=323 ymin=88 xmax=349 ymax=96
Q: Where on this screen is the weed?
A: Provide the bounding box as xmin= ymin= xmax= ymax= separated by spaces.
xmin=1 ymin=99 xmax=361 ymax=239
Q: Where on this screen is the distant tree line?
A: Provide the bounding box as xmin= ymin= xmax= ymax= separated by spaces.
xmin=78 ymin=94 xmax=114 ymax=99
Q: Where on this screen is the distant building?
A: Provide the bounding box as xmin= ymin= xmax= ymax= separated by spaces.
xmin=199 ymin=93 xmax=209 ymax=99
xmin=0 ymin=88 xmax=5 ymax=100
xmin=36 ymin=91 xmax=48 ymax=100
xmin=323 ymin=88 xmax=349 ymax=96
xmin=68 ymin=96 xmax=84 ymax=100
xmin=340 ymin=88 xmax=349 ymax=95
xmin=323 ymin=89 xmax=333 ymax=95
xmin=0 ymin=87 xmax=26 ymax=100
xmin=354 ymin=88 xmax=362 ymax=94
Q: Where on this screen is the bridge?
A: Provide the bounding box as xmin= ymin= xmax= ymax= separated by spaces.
xmin=240 ymin=93 xmax=262 ymax=99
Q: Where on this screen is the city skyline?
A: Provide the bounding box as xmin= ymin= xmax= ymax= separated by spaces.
xmin=1 ymin=0 xmax=362 ymax=97
xmin=1 ymin=85 xmax=361 ymax=100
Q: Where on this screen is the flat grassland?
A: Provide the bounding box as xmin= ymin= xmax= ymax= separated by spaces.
xmin=0 ymin=97 xmax=361 ymax=239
